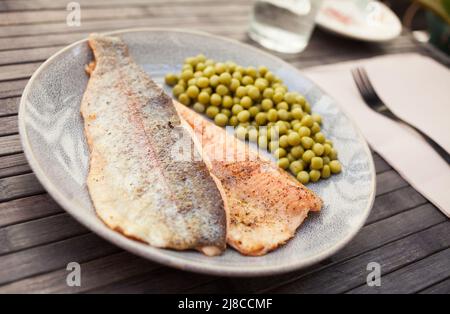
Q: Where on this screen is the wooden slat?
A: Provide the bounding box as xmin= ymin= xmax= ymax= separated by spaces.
xmin=267 ymin=222 xmax=450 ymax=294
xmin=0 ymin=251 xmax=159 ymax=293
xmin=0 ymin=134 xmax=22 ymax=156
xmin=348 ymin=248 xmax=450 ymax=294
xmin=0 ymin=153 xmax=30 ymax=178
xmin=0 ymin=115 xmax=18 ymax=136
xmin=375 ymin=170 xmax=408 ymax=196
xmin=0 ymin=233 xmax=119 ymax=285
xmin=0 ymin=4 xmax=250 ymax=26
xmin=419 ymin=278 xmax=450 ymax=294
xmin=0 ymin=173 xmax=45 ymax=202
xmin=0 ymin=213 xmax=87 ymax=254
xmin=0 ymin=46 xmax=61 ymax=66
xmin=372 ymin=153 xmax=391 ymax=173
xmin=188 ymin=202 xmax=446 ymax=293
xmin=0 ymin=97 xmax=20 ymax=117
xmin=0 ymin=62 xmax=41 ymax=82
xmin=0 ymin=79 xmax=27 ymax=98
xmin=0 ymin=193 xmax=62 ymax=228
xmin=367 ymin=186 xmax=427 ymax=223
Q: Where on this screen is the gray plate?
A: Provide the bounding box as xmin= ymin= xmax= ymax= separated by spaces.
xmin=19 ymin=28 xmax=375 ymax=277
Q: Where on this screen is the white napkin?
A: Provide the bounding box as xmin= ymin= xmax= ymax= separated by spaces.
xmin=303 ymin=53 xmax=450 ymax=217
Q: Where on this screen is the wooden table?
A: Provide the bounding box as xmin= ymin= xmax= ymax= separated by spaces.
xmin=0 ymin=0 xmax=449 ymax=294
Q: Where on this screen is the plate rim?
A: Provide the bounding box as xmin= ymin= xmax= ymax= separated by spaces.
xmin=316 ymin=0 xmax=402 ymax=42
xmin=18 ymin=27 xmax=376 ymax=277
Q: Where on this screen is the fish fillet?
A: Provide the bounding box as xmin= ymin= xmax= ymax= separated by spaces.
xmin=81 ymin=34 xmax=227 ymax=256
xmin=175 ymin=103 xmax=322 ymax=256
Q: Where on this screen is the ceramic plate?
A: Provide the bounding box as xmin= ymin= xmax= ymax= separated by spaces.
xmin=317 ymin=0 xmax=402 ymax=42
xmin=19 ymin=28 xmax=375 ymax=277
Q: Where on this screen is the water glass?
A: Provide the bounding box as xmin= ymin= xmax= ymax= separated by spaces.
xmin=249 ymin=0 xmax=324 ymax=54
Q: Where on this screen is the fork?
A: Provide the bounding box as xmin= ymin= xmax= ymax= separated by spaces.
xmin=351 ymin=67 xmax=450 ymax=165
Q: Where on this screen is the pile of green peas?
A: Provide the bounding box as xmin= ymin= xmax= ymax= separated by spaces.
xmin=165 ymin=54 xmax=342 ymax=184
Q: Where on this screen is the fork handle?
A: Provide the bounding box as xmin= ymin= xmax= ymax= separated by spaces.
xmin=403 ymin=120 xmax=450 ymax=165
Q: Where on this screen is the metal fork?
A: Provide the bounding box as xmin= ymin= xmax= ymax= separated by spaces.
xmin=351 ymin=67 xmax=450 ymax=165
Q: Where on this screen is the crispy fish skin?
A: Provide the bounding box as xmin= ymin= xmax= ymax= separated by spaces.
xmin=175 ymin=103 xmax=322 ymax=256
xmin=81 ymin=34 xmax=226 ymax=256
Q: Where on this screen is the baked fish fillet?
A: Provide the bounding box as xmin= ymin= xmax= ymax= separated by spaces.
xmin=175 ymin=103 xmax=322 ymax=256
xmin=81 ymin=34 xmax=226 ymax=256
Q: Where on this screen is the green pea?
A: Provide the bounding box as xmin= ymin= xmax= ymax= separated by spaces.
xmin=258 ymin=66 xmax=269 ymax=76
xmin=248 ymin=128 xmax=259 ymax=142
xmin=329 ymin=148 xmax=338 ymax=160
xmin=287 ymin=153 xmax=295 ymax=163
xmin=289 ymin=160 xmax=304 ymax=175
xmin=178 ymin=93 xmax=190 ymax=106
xmin=304 ymin=101 xmax=311 ymax=113
xmin=290 ymin=145 xmax=304 ymax=159
xmin=236 ymin=86 xmax=247 ymax=98
xmin=302 ymin=149 xmax=315 ymax=163
xmin=201 ymin=87 xmax=212 ymax=94
xmin=269 ymin=141 xmax=279 ymax=152
xmin=273 ymin=147 xmax=287 ymax=159
xmin=222 ymin=95 xmax=233 ymax=108
xmin=288 ymin=132 xmax=301 ymax=146
xmin=177 ymin=79 xmax=187 ymax=88
xmin=296 ymin=95 xmax=306 ymax=106
xmin=187 ymin=78 xmax=197 ymax=86
xmin=277 ymin=157 xmax=290 ymax=169
xmin=193 ymin=71 xmax=203 ymax=78
xmin=258 ymin=136 xmax=268 ymax=149
xmin=312 ymin=143 xmax=324 ymax=156
xmin=214 ymin=113 xmax=228 ymax=127
xmin=226 ymin=61 xmax=236 ymax=71
xmin=255 ymin=112 xmax=267 ymax=126
xmin=235 ymin=126 xmax=247 ymax=140
xmin=233 ymin=97 xmax=241 ymax=104
xmin=284 ymin=92 xmax=297 ymax=104
xmin=229 ymin=78 xmax=240 ymax=92
xmin=232 ymin=104 xmax=244 ymax=116
xmin=249 ymin=106 xmax=260 ymax=118
xmin=321 ymin=165 xmax=331 ymax=179
xmin=186 ymin=85 xmax=199 ymax=99
xmin=216 ymin=84 xmax=229 ymax=96
xmin=237 ymin=110 xmax=250 ymax=123
xmin=193 ymin=102 xmax=205 ymax=113
xmin=181 ymin=69 xmax=194 ymax=81
xmin=229 ymin=116 xmax=238 ymax=126
xmin=329 ymin=160 xmax=341 ymax=173
xmin=325 ymin=139 xmax=333 ymax=146
xmin=215 ymin=63 xmax=226 ymax=74
xmin=209 ymin=75 xmax=219 ymax=88
xmin=172 ymin=84 xmax=185 ymax=97
xmin=311 ymin=122 xmax=321 ymax=134
xmin=219 ymin=72 xmax=232 ymax=85
xmin=242 ymin=76 xmax=254 ymax=85
xmin=273 ymin=92 xmax=284 ymax=104
xmin=275 ymin=102 xmax=287 ymax=111
xmin=297 ymin=171 xmax=309 ymax=184
xmin=232 ymin=71 xmax=242 ymax=80
xmin=182 ymin=63 xmax=193 ymax=71
xmin=255 ymin=78 xmax=269 ymax=91
xmin=245 ymin=66 xmax=258 ymax=78
xmin=323 ymin=156 xmax=330 ymax=165
xmin=314 ymin=132 xmax=326 ymax=144
xmin=205 ymin=59 xmax=215 ymax=66
xmin=194 ymin=76 xmax=208 ymax=89
xmin=275 ymin=121 xmax=288 ymax=135
xmin=279 ymin=135 xmax=289 ymax=148
xmin=196 ymin=62 xmax=206 ymax=71
xmin=301 ymin=115 xmax=314 ymax=128
xmin=312 ymin=113 xmax=322 ymax=124
xmin=206 ymin=106 xmax=219 ymax=118
xmin=263 ymin=88 xmax=274 ymax=99
xmin=323 ymin=143 xmax=332 ymax=156
xmin=165 ymin=73 xmax=178 ymax=86
xmin=267 ymin=109 xmax=278 ymax=122
xmin=265 ymin=71 xmax=275 ymax=82
xmin=221 ymin=108 xmax=231 ymax=118
xmin=240 ymin=96 xmax=252 ymax=109
xmin=247 ymin=86 xmax=260 ymax=100
xmin=311 ymin=157 xmax=323 ymax=170
xmin=277 ymin=109 xmax=289 ymax=121
xmin=309 ymin=170 xmax=321 ymax=182
xmin=291 ymin=108 xmax=304 ymax=120
xmin=203 ymin=66 xmax=215 ymax=77
xmin=210 ymin=93 xmax=222 ymax=106
xmin=301 ymin=136 xmax=314 ymax=149
xmin=292 ymin=122 xmax=302 ymax=132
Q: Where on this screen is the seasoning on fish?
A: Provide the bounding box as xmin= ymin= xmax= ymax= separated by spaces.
xmin=175 ymin=102 xmax=322 ymax=256
xmin=81 ymin=34 xmax=226 ymax=256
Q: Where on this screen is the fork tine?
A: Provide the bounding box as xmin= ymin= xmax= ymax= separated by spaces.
xmin=357 ymin=67 xmax=383 ymax=104
xmin=351 ymin=68 xmax=372 ymax=104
